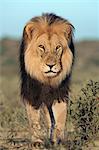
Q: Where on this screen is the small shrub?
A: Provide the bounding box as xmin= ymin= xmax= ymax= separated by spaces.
xmin=69 ymin=80 xmax=99 ymax=148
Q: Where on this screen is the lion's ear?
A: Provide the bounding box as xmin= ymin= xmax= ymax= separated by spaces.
xmin=24 ymin=22 xmax=35 ymax=41
xmin=65 ymin=23 xmax=74 ymax=41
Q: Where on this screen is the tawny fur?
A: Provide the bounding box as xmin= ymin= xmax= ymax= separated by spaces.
xmin=19 ymin=13 xmax=75 ymax=145
xmin=24 ymin=32 xmax=73 ymax=87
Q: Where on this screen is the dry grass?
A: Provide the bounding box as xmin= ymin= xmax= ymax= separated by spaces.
xmin=0 ymin=38 xmax=99 ymax=149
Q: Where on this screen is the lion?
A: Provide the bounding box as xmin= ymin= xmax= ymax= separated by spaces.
xmin=19 ymin=13 xmax=75 ymax=146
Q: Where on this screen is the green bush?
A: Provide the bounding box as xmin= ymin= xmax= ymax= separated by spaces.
xmin=68 ymin=80 xmax=99 ymax=149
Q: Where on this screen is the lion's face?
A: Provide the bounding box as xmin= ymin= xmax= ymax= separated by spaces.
xmin=35 ymin=33 xmax=63 ymax=77
xmin=24 ymin=19 xmax=73 ymax=87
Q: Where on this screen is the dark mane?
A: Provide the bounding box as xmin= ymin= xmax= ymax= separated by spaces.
xmin=19 ymin=13 xmax=75 ymax=108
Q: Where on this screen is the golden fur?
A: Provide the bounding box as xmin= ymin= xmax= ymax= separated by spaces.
xmin=24 ymin=18 xmax=73 ymax=87
xmin=20 ymin=13 xmax=74 ymax=145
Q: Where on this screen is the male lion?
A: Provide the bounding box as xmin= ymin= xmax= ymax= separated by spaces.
xmin=19 ymin=13 xmax=75 ymax=146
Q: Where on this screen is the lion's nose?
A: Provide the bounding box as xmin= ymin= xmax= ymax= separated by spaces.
xmin=46 ymin=64 xmax=55 ymax=69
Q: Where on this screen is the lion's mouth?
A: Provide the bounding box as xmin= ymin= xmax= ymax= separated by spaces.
xmin=45 ymin=70 xmax=57 ymax=74
xmin=44 ymin=70 xmax=59 ymax=77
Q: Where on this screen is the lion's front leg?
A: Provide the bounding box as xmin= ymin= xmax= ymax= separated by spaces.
xmin=25 ymin=102 xmax=44 ymax=146
xmin=50 ymin=101 xmax=67 ymax=144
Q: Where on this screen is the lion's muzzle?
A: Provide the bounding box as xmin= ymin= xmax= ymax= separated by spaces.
xmin=43 ymin=63 xmax=61 ymax=77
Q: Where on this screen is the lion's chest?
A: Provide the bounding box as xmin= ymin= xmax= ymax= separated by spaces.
xmin=26 ymin=77 xmax=68 ymax=108
xmin=36 ymin=84 xmax=68 ymax=106
xmin=39 ymin=85 xmax=58 ymax=105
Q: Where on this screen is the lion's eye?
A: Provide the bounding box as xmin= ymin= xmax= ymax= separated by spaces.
xmin=55 ymin=45 xmax=62 ymax=56
xmin=56 ymin=45 xmax=61 ymax=51
xmin=38 ymin=45 xmax=45 ymax=51
xmin=38 ymin=45 xmax=45 ymax=57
